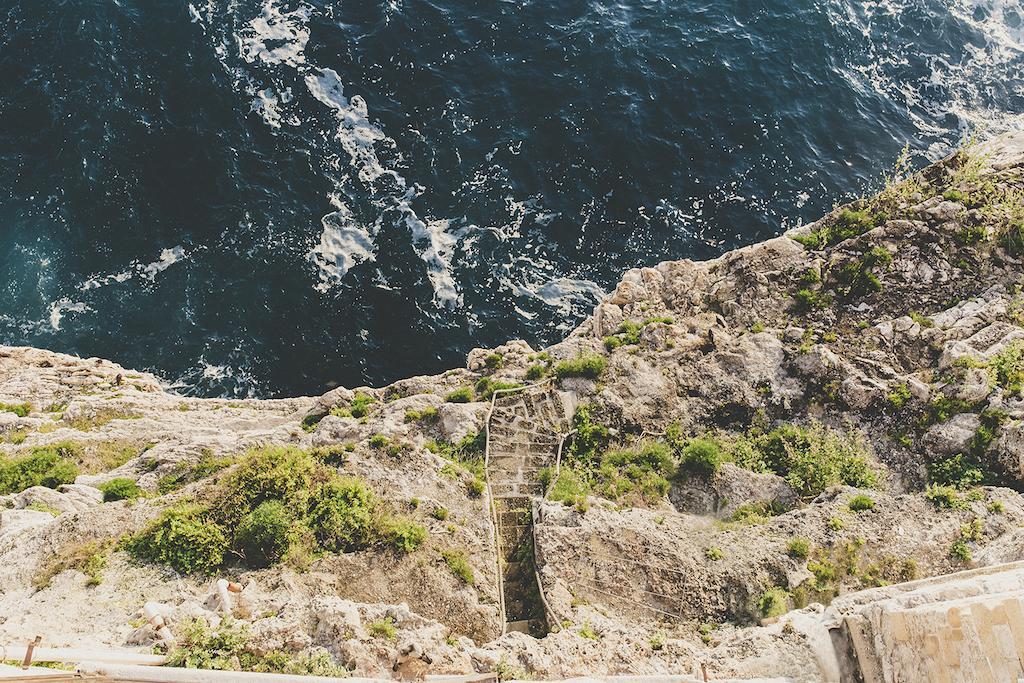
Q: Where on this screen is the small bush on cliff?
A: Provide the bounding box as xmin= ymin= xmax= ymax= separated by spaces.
xmin=553 ymin=354 xmax=606 ymax=380
xmin=757 ymin=587 xmax=791 ymax=619
xmin=681 ymin=424 xmax=877 ymax=498
xmin=678 ymin=438 xmax=726 ymax=478
xmin=0 ymin=402 xmax=31 ymax=417
xmin=0 ymin=448 xmax=78 ymax=494
xmin=99 ymin=477 xmax=142 ymax=502
xmin=126 ymin=505 xmax=228 ymax=575
xmin=847 ymin=494 xmax=875 ymax=512
xmin=787 ymin=538 xmax=811 ymax=559
xmin=445 ymin=387 xmax=474 ymax=403
xmin=595 ymin=441 xmax=674 ymax=503
xmin=166 ymin=618 xmax=346 ymax=675
xmin=307 ymin=477 xmax=376 ymax=552
xmin=235 ymin=500 xmax=296 ymax=568
xmin=442 ymin=550 xmax=474 ymax=584
xmin=381 ymin=517 xmax=427 ymax=553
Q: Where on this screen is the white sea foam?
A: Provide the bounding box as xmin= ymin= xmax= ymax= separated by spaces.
xmin=237 ymin=0 xmax=311 ymax=67
xmin=48 ymin=299 xmax=88 ymax=331
xmin=304 ymin=67 xmax=464 ymax=306
xmin=80 ymin=246 xmax=187 ymax=291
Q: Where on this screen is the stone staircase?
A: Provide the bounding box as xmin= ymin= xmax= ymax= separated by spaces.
xmin=485 ymin=382 xmax=572 ymax=636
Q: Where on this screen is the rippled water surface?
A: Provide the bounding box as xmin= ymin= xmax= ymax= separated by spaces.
xmin=1 ymin=0 xmax=1022 ymax=396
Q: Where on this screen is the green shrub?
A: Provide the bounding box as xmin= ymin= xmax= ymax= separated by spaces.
xmin=465 ymin=477 xmax=486 ymax=498
xmin=127 ymin=505 xmax=227 ymax=575
xmin=925 ymin=485 xmax=966 ymax=510
xmin=739 ymin=424 xmax=878 ymax=497
xmin=484 ymin=353 xmax=504 ymax=370
xmin=442 ymin=550 xmax=474 ymax=584
xmin=553 ymin=354 xmax=606 ymax=380
xmin=989 ymin=340 xmax=1024 ymax=396
xmin=543 ymin=467 xmax=589 ymax=511
xmin=927 ymin=454 xmax=985 ymax=490
xmin=793 ymin=288 xmax=831 ymax=311
xmin=705 ymin=546 xmax=723 ymax=561
xmin=827 ymin=516 xmax=845 ymax=531
xmin=348 ymin=392 xmax=376 ymax=418
xmin=368 ymin=434 xmax=390 ymax=450
xmin=310 ymin=445 xmax=349 ymax=466
xmin=567 ymin=405 xmax=611 ymax=467
xmin=211 ymin=446 xmax=324 ymax=528
xmin=835 ymin=247 xmax=892 ymax=299
xmin=0 ymin=402 xmax=31 ymax=417
xmin=886 ymin=384 xmax=912 ymax=409
xmin=679 ymin=438 xmax=726 ymax=478
xmin=728 ymin=501 xmax=780 ymax=525
xmin=595 ymin=441 xmax=674 ymax=503
xmin=404 ymin=407 xmax=440 ymax=424
xmin=307 ymin=477 xmax=376 ymax=552
xmin=988 ymin=500 xmax=1005 ymax=514
xmin=432 ymin=506 xmax=449 ymax=521
xmin=0 ymin=448 xmax=78 ymax=494
xmin=949 ymin=539 xmax=972 ymax=564
xmin=166 ymin=618 xmax=346 ymax=676
xmin=475 ymin=377 xmax=523 ymax=400
xmin=787 ymin=538 xmax=811 ymax=559
xmin=445 ymin=387 xmax=474 ymax=403
xmin=235 ymin=500 xmax=295 ymax=568
xmin=758 ymin=587 xmax=790 ymax=619
xmin=848 ymin=494 xmax=875 ymax=512
xmin=368 ymin=618 xmax=396 ymax=640
xmin=525 ymin=364 xmax=546 ymax=381
xmin=99 ymin=477 xmax=142 ymax=502
xmin=381 ymin=517 xmax=426 ymax=553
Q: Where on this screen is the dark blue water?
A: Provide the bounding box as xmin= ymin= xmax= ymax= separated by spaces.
xmin=1 ymin=0 xmax=1022 ymax=397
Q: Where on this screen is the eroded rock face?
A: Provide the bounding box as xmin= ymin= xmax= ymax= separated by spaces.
xmin=2 ymin=132 xmax=1024 ymax=680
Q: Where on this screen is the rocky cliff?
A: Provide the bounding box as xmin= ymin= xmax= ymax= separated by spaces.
xmin=2 ymin=131 xmax=1024 ymax=681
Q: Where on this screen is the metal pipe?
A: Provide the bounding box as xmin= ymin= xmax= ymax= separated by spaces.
xmin=0 ymin=646 xmax=166 ymax=667
xmin=76 ymin=662 xmax=367 ymax=682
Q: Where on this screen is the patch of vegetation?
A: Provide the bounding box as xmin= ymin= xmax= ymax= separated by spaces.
xmin=99 ymin=477 xmax=143 ymax=502
xmin=793 ymin=287 xmax=832 ymax=311
xmin=794 ymin=208 xmax=888 ymax=250
xmin=368 ymin=618 xmax=397 ymax=640
xmin=475 ymin=377 xmax=524 ymax=400
xmin=432 ymin=506 xmax=449 ymax=521
xmin=833 ymin=246 xmax=893 ymax=299
xmin=442 ymin=549 xmax=474 ymax=584
xmin=908 ymin=311 xmax=934 ymax=327
xmin=847 ymin=494 xmax=875 ymax=512
xmin=927 ymin=453 xmax=985 ymax=490
xmin=705 ymin=546 xmax=723 ymax=561
xmin=484 ymin=353 xmax=504 ymax=370
xmin=676 ymin=423 xmax=877 ymax=498
xmin=578 ymin=622 xmax=600 ymax=640
xmin=727 ymin=501 xmax=783 ymax=526
xmin=988 ymin=500 xmax=1005 ymax=514
xmin=0 ymin=446 xmax=79 ymax=494
xmin=787 ymin=538 xmax=811 ymax=559
xmin=552 ymin=354 xmax=606 ymax=381
xmin=949 ymin=539 xmax=972 ymax=564
xmin=525 ymin=364 xmax=547 ymax=380
xmin=757 ymin=586 xmax=791 ymax=619
xmin=0 ymin=402 xmax=31 ymax=417
xmin=603 ymin=317 xmax=673 ymax=350
xmin=1 ymin=428 xmax=28 ymax=445
xmin=63 ymin=407 xmax=142 ymax=432
xmin=165 ymin=618 xmax=347 ymax=676
xmin=886 ymin=384 xmax=912 ymax=410
xmin=130 ymin=446 xmax=427 ymax=574
xmin=329 ymin=392 xmax=377 ymax=419
xmin=33 ymin=538 xmax=113 ymax=589
xmin=445 ymin=387 xmax=474 ymax=403
xmin=26 ymin=501 xmax=60 ymax=516
xmin=592 ymin=441 xmax=674 ymax=504
xmin=678 ymin=438 xmax=727 ymax=478
xmin=539 ymin=467 xmax=590 ymax=512
xmin=404 ymin=407 xmax=440 ymax=424
xmin=126 ymin=505 xmax=228 ymax=575
xmin=925 ymin=484 xmax=967 ymax=510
